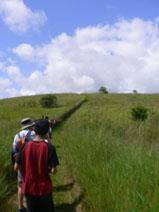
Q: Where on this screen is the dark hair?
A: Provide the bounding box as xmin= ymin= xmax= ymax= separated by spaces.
xmin=35 ymin=119 xmax=49 ymax=136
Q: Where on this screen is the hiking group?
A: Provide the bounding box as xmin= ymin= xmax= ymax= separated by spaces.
xmin=12 ymin=117 xmax=59 ymax=212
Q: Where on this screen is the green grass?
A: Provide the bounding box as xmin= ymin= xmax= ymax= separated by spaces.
xmin=53 ymin=93 xmax=159 ymax=211
xmin=0 ymin=93 xmax=84 ymax=210
xmin=2 ymin=93 xmax=159 ymax=211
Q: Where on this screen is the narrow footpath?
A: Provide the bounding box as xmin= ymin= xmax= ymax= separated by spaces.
xmin=52 ymin=99 xmax=85 ymax=212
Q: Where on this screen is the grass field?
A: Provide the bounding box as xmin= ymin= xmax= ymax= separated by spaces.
xmin=53 ymin=93 xmax=159 ymax=212
xmin=1 ymin=93 xmax=159 ymax=211
xmin=0 ymin=93 xmax=84 ymax=211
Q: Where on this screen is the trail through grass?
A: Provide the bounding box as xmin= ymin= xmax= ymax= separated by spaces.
xmin=2 ymin=93 xmax=159 ymax=211
xmin=53 ymin=94 xmax=159 ymax=212
xmin=0 ymin=94 xmax=84 ymax=211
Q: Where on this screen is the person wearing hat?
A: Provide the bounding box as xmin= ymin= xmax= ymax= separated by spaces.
xmin=12 ymin=118 xmax=35 ymax=212
xmin=14 ymin=119 xmax=59 ymax=212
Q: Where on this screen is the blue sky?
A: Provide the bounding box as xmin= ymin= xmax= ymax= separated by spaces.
xmin=0 ymin=0 xmax=159 ymax=98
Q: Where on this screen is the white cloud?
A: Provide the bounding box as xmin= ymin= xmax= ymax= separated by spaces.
xmin=0 ymin=0 xmax=47 ymax=33
xmin=0 ymin=76 xmax=11 ymax=98
xmin=13 ymin=43 xmax=35 ymax=61
xmin=5 ymin=87 xmax=20 ymax=97
xmin=5 ymin=18 xmax=159 ymax=97
xmin=0 ymin=60 xmax=12 ymax=98
xmin=0 ymin=76 xmax=11 ymax=88
xmin=0 ymin=61 xmax=6 ymax=71
xmin=6 ymin=65 xmax=24 ymax=83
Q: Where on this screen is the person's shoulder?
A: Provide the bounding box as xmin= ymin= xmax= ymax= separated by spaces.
xmin=14 ymin=130 xmax=22 ymax=140
xmin=14 ymin=132 xmax=19 ymax=139
xmin=21 ymin=129 xmax=35 ymax=136
xmin=30 ymin=130 xmax=35 ymax=135
xmin=19 ymin=129 xmax=28 ymax=136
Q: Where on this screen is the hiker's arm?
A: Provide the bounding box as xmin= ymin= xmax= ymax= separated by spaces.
xmin=12 ymin=135 xmax=19 ymax=158
xmin=15 ymin=143 xmax=26 ymax=171
xmin=44 ymin=132 xmax=52 ymax=144
xmin=14 ymin=162 xmax=21 ymax=171
xmin=51 ymin=167 xmax=57 ymax=175
xmin=48 ymin=144 xmax=59 ymax=174
xmin=46 ymin=134 xmax=51 ymax=144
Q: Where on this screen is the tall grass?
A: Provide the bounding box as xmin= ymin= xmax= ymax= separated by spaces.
xmin=2 ymin=93 xmax=159 ymax=211
xmin=53 ymin=93 xmax=159 ymax=211
xmin=0 ymin=93 xmax=83 ymax=209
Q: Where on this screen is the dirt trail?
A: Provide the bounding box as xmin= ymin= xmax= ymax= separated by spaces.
xmin=54 ymin=168 xmax=83 ymax=212
xmin=53 ymin=99 xmax=86 ymax=212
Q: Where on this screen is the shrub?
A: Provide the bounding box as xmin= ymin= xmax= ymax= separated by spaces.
xmin=99 ymin=86 xmax=108 ymax=94
xmin=133 ymin=90 xmax=138 ymax=94
xmin=131 ymin=105 xmax=149 ymax=121
xmin=40 ymin=94 xmax=58 ymax=108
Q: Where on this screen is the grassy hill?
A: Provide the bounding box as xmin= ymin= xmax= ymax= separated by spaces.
xmin=1 ymin=93 xmax=159 ymax=211
xmin=53 ymin=93 xmax=159 ymax=211
xmin=0 ymin=93 xmax=84 ymax=211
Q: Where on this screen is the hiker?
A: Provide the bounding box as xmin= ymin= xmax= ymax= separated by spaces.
xmin=12 ymin=118 xmax=35 ymax=212
xmin=45 ymin=116 xmax=56 ymax=139
xmin=14 ymin=118 xmax=59 ymax=212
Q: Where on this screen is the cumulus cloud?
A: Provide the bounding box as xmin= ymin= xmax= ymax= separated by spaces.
xmin=0 ymin=0 xmax=47 ymax=33
xmin=13 ymin=43 xmax=35 ymax=61
xmin=0 ymin=61 xmax=6 ymax=71
xmin=7 ymin=18 xmax=159 ymax=97
xmin=5 ymin=87 xmax=20 ymax=97
xmin=0 ymin=76 xmax=12 ymax=98
xmin=5 ymin=65 xmax=50 ymax=96
xmin=6 ymin=65 xmax=24 ymax=83
xmin=0 ymin=60 xmax=11 ymax=98
xmin=0 ymin=76 xmax=11 ymax=88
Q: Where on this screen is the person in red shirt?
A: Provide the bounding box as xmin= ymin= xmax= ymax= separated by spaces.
xmin=14 ymin=119 xmax=59 ymax=212
xmin=45 ymin=116 xmax=56 ymax=139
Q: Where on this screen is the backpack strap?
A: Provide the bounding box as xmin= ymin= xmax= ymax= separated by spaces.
xmin=26 ymin=130 xmax=31 ymax=138
xmin=24 ymin=130 xmax=32 ymax=143
xmin=17 ymin=133 xmax=21 ymax=139
xmin=11 ymin=130 xmax=32 ymax=166
xmin=18 ymin=130 xmax=31 ymax=140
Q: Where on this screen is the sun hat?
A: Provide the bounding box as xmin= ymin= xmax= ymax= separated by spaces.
xmin=21 ymin=118 xmax=34 ymax=130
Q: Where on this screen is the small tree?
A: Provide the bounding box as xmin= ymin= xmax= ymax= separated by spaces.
xmin=133 ymin=90 xmax=138 ymax=94
xmin=40 ymin=94 xmax=58 ymax=108
xmin=131 ymin=105 xmax=149 ymax=121
xmin=99 ymin=86 xmax=108 ymax=94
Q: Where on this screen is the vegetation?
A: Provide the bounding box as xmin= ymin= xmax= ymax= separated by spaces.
xmin=133 ymin=89 xmax=138 ymax=94
xmin=40 ymin=94 xmax=58 ymax=108
xmin=0 ymin=93 xmax=84 ymax=211
xmin=54 ymin=94 xmax=159 ymax=211
xmin=1 ymin=93 xmax=159 ymax=211
xmin=131 ymin=105 xmax=149 ymax=121
xmin=99 ymin=86 xmax=108 ymax=94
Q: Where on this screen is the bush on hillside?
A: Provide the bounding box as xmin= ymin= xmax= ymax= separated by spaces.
xmin=133 ymin=90 xmax=138 ymax=94
xmin=99 ymin=86 xmax=108 ymax=94
xmin=131 ymin=105 xmax=149 ymax=121
xmin=40 ymin=94 xmax=58 ymax=108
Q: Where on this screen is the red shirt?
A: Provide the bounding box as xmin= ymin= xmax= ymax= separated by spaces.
xmin=17 ymin=141 xmax=59 ymax=195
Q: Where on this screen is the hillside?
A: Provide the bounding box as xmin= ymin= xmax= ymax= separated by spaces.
xmin=53 ymin=93 xmax=159 ymax=211
xmin=0 ymin=93 xmax=84 ymax=211
xmin=1 ymin=93 xmax=159 ymax=211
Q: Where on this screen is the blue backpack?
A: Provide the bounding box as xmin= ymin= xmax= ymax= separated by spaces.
xmin=11 ymin=131 xmax=31 ymax=165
